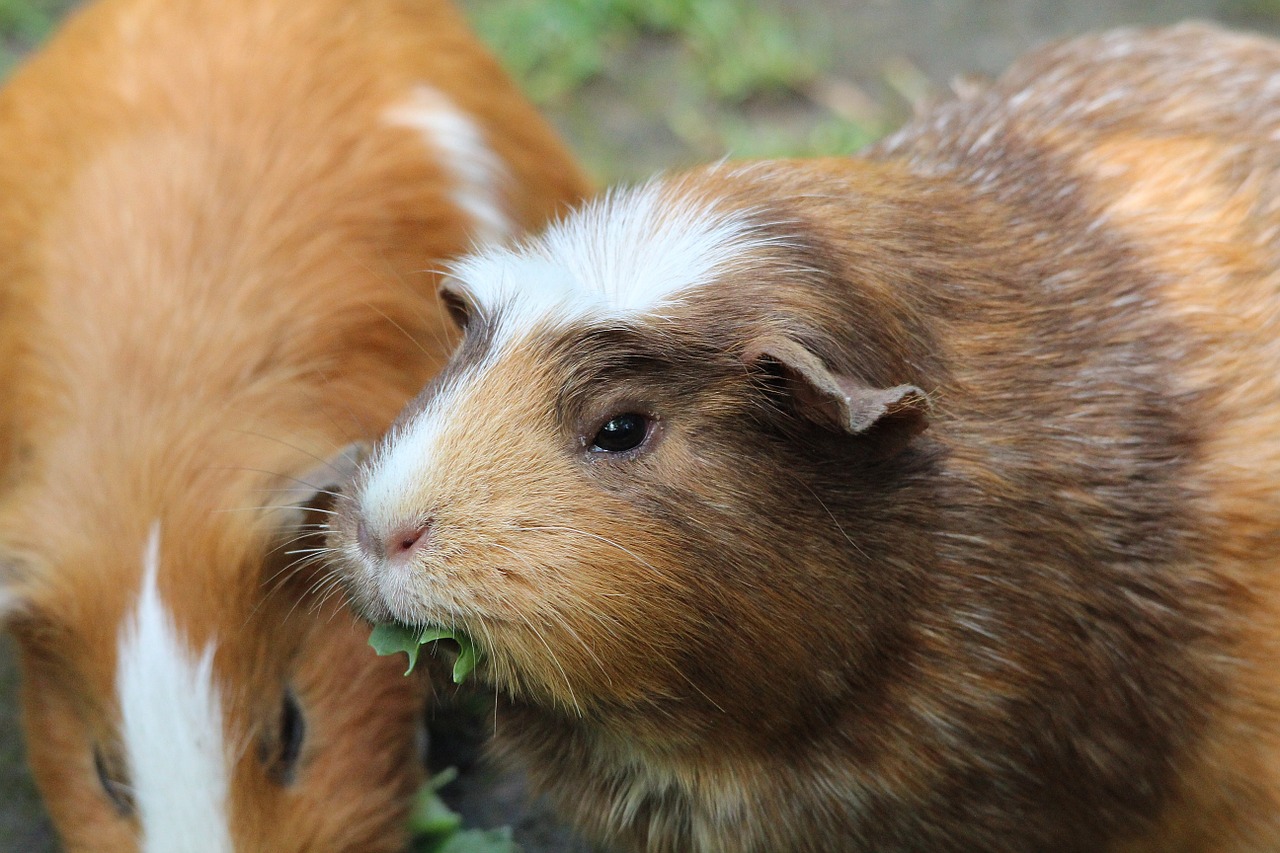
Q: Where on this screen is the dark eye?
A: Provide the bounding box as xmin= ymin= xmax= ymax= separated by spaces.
xmin=440 ymin=284 xmax=472 ymax=331
xmin=93 ymin=746 xmax=134 ymax=817
xmin=590 ymin=413 xmax=651 ymax=453
xmin=261 ymin=689 xmax=306 ymax=785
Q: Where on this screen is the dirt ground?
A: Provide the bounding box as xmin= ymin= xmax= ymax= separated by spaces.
xmin=4 ymin=0 xmax=1280 ymax=850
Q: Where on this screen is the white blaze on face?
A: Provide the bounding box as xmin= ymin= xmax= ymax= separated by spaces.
xmin=384 ymin=84 xmax=514 ymax=246
xmin=356 ymin=181 xmax=780 ymax=574
xmin=447 ymin=180 xmax=776 ymax=343
xmin=116 ymin=524 xmax=233 ymax=853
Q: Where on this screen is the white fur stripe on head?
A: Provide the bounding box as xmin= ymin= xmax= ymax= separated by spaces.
xmin=445 ymin=179 xmax=780 ymax=341
xmin=117 ymin=524 xmax=233 ymax=853
xmin=385 ymin=84 xmax=514 ymax=245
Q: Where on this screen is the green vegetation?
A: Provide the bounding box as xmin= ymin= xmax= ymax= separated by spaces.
xmin=460 ymin=0 xmax=888 ymax=180
xmin=410 ymin=768 xmax=517 ymax=853
xmin=465 ymin=0 xmax=816 ymax=105
xmin=369 ymin=622 xmax=480 ymax=683
xmin=0 ymin=0 xmax=72 ymax=74
xmin=1227 ymin=0 xmax=1280 ymax=19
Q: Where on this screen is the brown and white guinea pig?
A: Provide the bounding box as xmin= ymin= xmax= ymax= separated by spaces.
xmin=331 ymin=22 xmax=1280 ymax=853
xmin=0 ymin=0 xmax=589 ymax=850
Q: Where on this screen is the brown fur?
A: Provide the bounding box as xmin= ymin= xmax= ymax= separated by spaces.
xmin=0 ymin=0 xmax=589 ymax=849
xmin=335 ymin=22 xmax=1280 ymax=853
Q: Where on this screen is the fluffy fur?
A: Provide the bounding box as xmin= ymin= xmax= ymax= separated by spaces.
xmin=0 ymin=0 xmax=589 ymax=850
xmin=337 ymin=23 xmax=1280 ymax=853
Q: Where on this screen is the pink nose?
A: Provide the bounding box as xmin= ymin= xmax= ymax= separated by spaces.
xmin=356 ymin=518 xmax=432 ymax=562
xmin=387 ymin=521 xmax=431 ymax=559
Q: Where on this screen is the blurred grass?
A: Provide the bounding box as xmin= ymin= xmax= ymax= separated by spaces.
xmin=0 ymin=0 xmax=73 ymax=73
xmin=458 ymin=0 xmax=890 ymax=180
xmin=466 ymin=0 xmax=819 ymax=105
xmin=1228 ymin=0 xmax=1280 ymax=18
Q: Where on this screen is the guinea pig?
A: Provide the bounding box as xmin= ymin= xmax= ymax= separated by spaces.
xmin=332 ymin=22 xmax=1280 ymax=853
xmin=0 ymin=0 xmax=589 ymax=850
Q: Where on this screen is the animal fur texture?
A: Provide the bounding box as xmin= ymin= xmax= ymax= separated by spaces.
xmin=335 ymin=23 xmax=1280 ymax=853
xmin=0 ymin=0 xmax=589 ymax=850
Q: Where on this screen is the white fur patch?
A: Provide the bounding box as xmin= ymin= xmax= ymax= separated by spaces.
xmin=117 ymin=524 xmax=233 ymax=853
xmin=447 ymin=180 xmax=774 ymax=342
xmin=385 ymin=85 xmax=514 ymax=246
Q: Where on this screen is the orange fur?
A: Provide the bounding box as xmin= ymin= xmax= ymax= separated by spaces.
xmin=0 ymin=0 xmax=589 ymax=849
xmin=1079 ymin=120 xmax=1280 ymax=853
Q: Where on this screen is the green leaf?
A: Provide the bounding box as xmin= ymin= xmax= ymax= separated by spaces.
xmin=433 ymin=827 xmax=518 ymax=853
xmin=427 ymin=766 xmax=460 ymax=791
xmin=368 ymin=624 xmax=480 ymax=683
xmin=368 ymin=622 xmax=426 ymax=675
xmin=419 ymin=628 xmax=478 ymax=684
xmin=410 ymin=792 xmax=463 ymax=837
xmin=408 ymin=776 xmax=464 ymax=837
xmin=409 ymin=768 xmax=519 ymax=853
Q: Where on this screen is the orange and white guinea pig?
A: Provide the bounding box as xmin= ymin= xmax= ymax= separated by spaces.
xmin=334 ymin=23 xmax=1280 ymax=853
xmin=0 ymin=0 xmax=588 ymax=850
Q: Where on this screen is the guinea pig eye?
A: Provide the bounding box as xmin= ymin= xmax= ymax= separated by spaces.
xmin=261 ymin=689 xmax=306 ymax=785
xmin=93 ymin=746 xmax=134 ymax=817
xmin=590 ymin=413 xmax=651 ymax=454
xmin=439 ymin=280 xmax=474 ymax=331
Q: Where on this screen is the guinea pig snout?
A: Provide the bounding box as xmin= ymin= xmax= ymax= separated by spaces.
xmin=355 ymin=516 xmax=434 ymax=564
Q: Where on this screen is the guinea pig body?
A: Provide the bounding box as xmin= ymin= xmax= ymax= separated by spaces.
xmin=0 ymin=0 xmax=589 ymax=850
xmin=335 ymin=23 xmax=1280 ymax=853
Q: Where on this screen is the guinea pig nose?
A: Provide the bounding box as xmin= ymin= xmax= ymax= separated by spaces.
xmin=384 ymin=519 xmax=433 ymax=562
xmin=354 ymin=517 xmax=433 ymax=562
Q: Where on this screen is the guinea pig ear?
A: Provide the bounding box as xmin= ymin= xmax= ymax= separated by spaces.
xmin=745 ymin=335 xmax=930 ymax=451
xmin=438 ymin=277 xmax=475 ymax=331
xmin=271 ymin=442 xmax=370 ymax=545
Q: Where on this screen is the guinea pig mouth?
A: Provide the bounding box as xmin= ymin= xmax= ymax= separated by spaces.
xmin=368 ymin=622 xmax=480 ymax=684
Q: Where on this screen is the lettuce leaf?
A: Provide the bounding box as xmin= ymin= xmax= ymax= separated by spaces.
xmin=410 ymin=768 xmax=518 ymax=853
xmin=369 ymin=623 xmax=479 ymax=683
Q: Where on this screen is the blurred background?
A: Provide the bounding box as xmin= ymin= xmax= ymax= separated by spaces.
xmin=3 ymin=0 xmax=1280 ymax=849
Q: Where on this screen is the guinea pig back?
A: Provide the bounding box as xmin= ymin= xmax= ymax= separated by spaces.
xmin=0 ymin=0 xmax=589 ymax=850
xmin=335 ymin=23 xmax=1280 ymax=853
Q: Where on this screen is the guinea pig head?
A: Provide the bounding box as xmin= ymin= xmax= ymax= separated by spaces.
xmin=0 ymin=440 xmax=425 ymax=853
xmin=333 ymin=175 xmax=934 ymax=747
